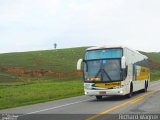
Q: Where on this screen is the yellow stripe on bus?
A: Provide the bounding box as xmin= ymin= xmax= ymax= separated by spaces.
xmin=135 ymin=67 xmax=150 ymax=81
xmin=95 ymin=82 xmax=121 ymax=88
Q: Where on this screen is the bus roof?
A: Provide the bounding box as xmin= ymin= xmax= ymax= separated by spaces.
xmin=86 ymin=45 xmax=124 ymax=51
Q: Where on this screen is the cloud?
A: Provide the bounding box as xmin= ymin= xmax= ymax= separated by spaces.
xmin=0 ymin=0 xmax=60 ymax=20
xmin=0 ymin=0 xmax=160 ymax=53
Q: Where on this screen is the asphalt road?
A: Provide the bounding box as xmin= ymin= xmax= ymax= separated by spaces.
xmin=0 ymin=80 xmax=160 ymax=120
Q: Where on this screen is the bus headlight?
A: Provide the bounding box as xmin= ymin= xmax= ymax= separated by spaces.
xmin=118 ymin=90 xmax=123 ymax=94
xmin=84 ymin=83 xmax=94 ymax=90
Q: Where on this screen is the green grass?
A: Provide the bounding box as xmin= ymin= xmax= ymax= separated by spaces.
xmin=0 ymin=47 xmax=86 ymax=72
xmin=0 ymin=47 xmax=86 ymax=83
xmin=0 ymin=80 xmax=83 ymax=109
xmin=150 ymin=70 xmax=160 ymax=82
xmin=144 ymin=52 xmax=160 ymax=64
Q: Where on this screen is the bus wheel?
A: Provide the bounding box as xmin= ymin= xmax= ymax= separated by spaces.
xmin=142 ymin=81 xmax=148 ymax=92
xmin=126 ymin=84 xmax=133 ymax=98
xmin=96 ymin=96 xmax=102 ymax=100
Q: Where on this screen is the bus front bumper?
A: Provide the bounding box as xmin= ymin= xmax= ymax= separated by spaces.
xmin=84 ymin=88 xmax=126 ymax=96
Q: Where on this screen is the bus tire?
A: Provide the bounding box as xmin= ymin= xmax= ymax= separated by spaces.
xmin=96 ymin=96 xmax=102 ymax=100
xmin=142 ymin=81 xmax=148 ymax=92
xmin=126 ymin=83 xmax=133 ymax=98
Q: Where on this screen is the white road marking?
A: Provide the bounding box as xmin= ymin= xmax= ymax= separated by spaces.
xmin=27 ymin=98 xmax=93 ymax=114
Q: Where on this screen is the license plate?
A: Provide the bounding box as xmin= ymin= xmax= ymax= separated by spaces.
xmin=99 ymin=91 xmax=106 ymax=95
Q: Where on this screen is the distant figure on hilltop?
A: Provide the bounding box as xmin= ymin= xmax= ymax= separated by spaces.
xmin=54 ymin=43 xmax=57 ymax=49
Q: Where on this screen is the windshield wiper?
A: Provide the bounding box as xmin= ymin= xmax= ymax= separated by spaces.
xmin=102 ymin=69 xmax=112 ymax=81
xmin=95 ymin=68 xmax=112 ymax=81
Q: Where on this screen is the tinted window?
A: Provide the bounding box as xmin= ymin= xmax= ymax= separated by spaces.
xmin=85 ymin=49 xmax=122 ymax=60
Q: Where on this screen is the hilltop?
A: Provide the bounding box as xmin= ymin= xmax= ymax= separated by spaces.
xmin=0 ymin=47 xmax=160 ymax=83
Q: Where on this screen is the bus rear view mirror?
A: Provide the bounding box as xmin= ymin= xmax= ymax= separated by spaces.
xmin=121 ymin=56 xmax=126 ymax=69
xmin=77 ymin=58 xmax=83 ymax=70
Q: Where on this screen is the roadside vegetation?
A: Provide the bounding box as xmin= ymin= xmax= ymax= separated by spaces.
xmin=0 ymin=80 xmax=83 ymax=109
xmin=0 ymin=47 xmax=160 ymax=109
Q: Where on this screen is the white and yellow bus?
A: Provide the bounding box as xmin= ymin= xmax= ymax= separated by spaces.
xmin=77 ymin=46 xmax=150 ymax=100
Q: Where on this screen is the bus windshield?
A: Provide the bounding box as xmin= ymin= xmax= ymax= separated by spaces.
xmin=84 ymin=59 xmax=122 ymax=82
xmin=84 ymin=48 xmax=123 ymax=82
xmin=85 ymin=48 xmax=122 ymax=60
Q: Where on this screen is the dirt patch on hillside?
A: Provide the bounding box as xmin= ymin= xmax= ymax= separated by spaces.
xmin=0 ymin=66 xmax=82 ymax=78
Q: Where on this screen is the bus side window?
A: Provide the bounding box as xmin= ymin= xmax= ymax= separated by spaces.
xmin=133 ymin=64 xmax=135 ymax=80
xmin=121 ymin=65 xmax=128 ymax=80
xmin=124 ymin=65 xmax=128 ymax=79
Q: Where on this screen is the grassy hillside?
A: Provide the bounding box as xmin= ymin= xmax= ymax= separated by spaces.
xmin=0 ymin=47 xmax=160 ymax=83
xmin=0 ymin=47 xmax=86 ymax=83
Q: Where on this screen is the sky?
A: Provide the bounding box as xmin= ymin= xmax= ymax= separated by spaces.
xmin=0 ymin=0 xmax=160 ymax=53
